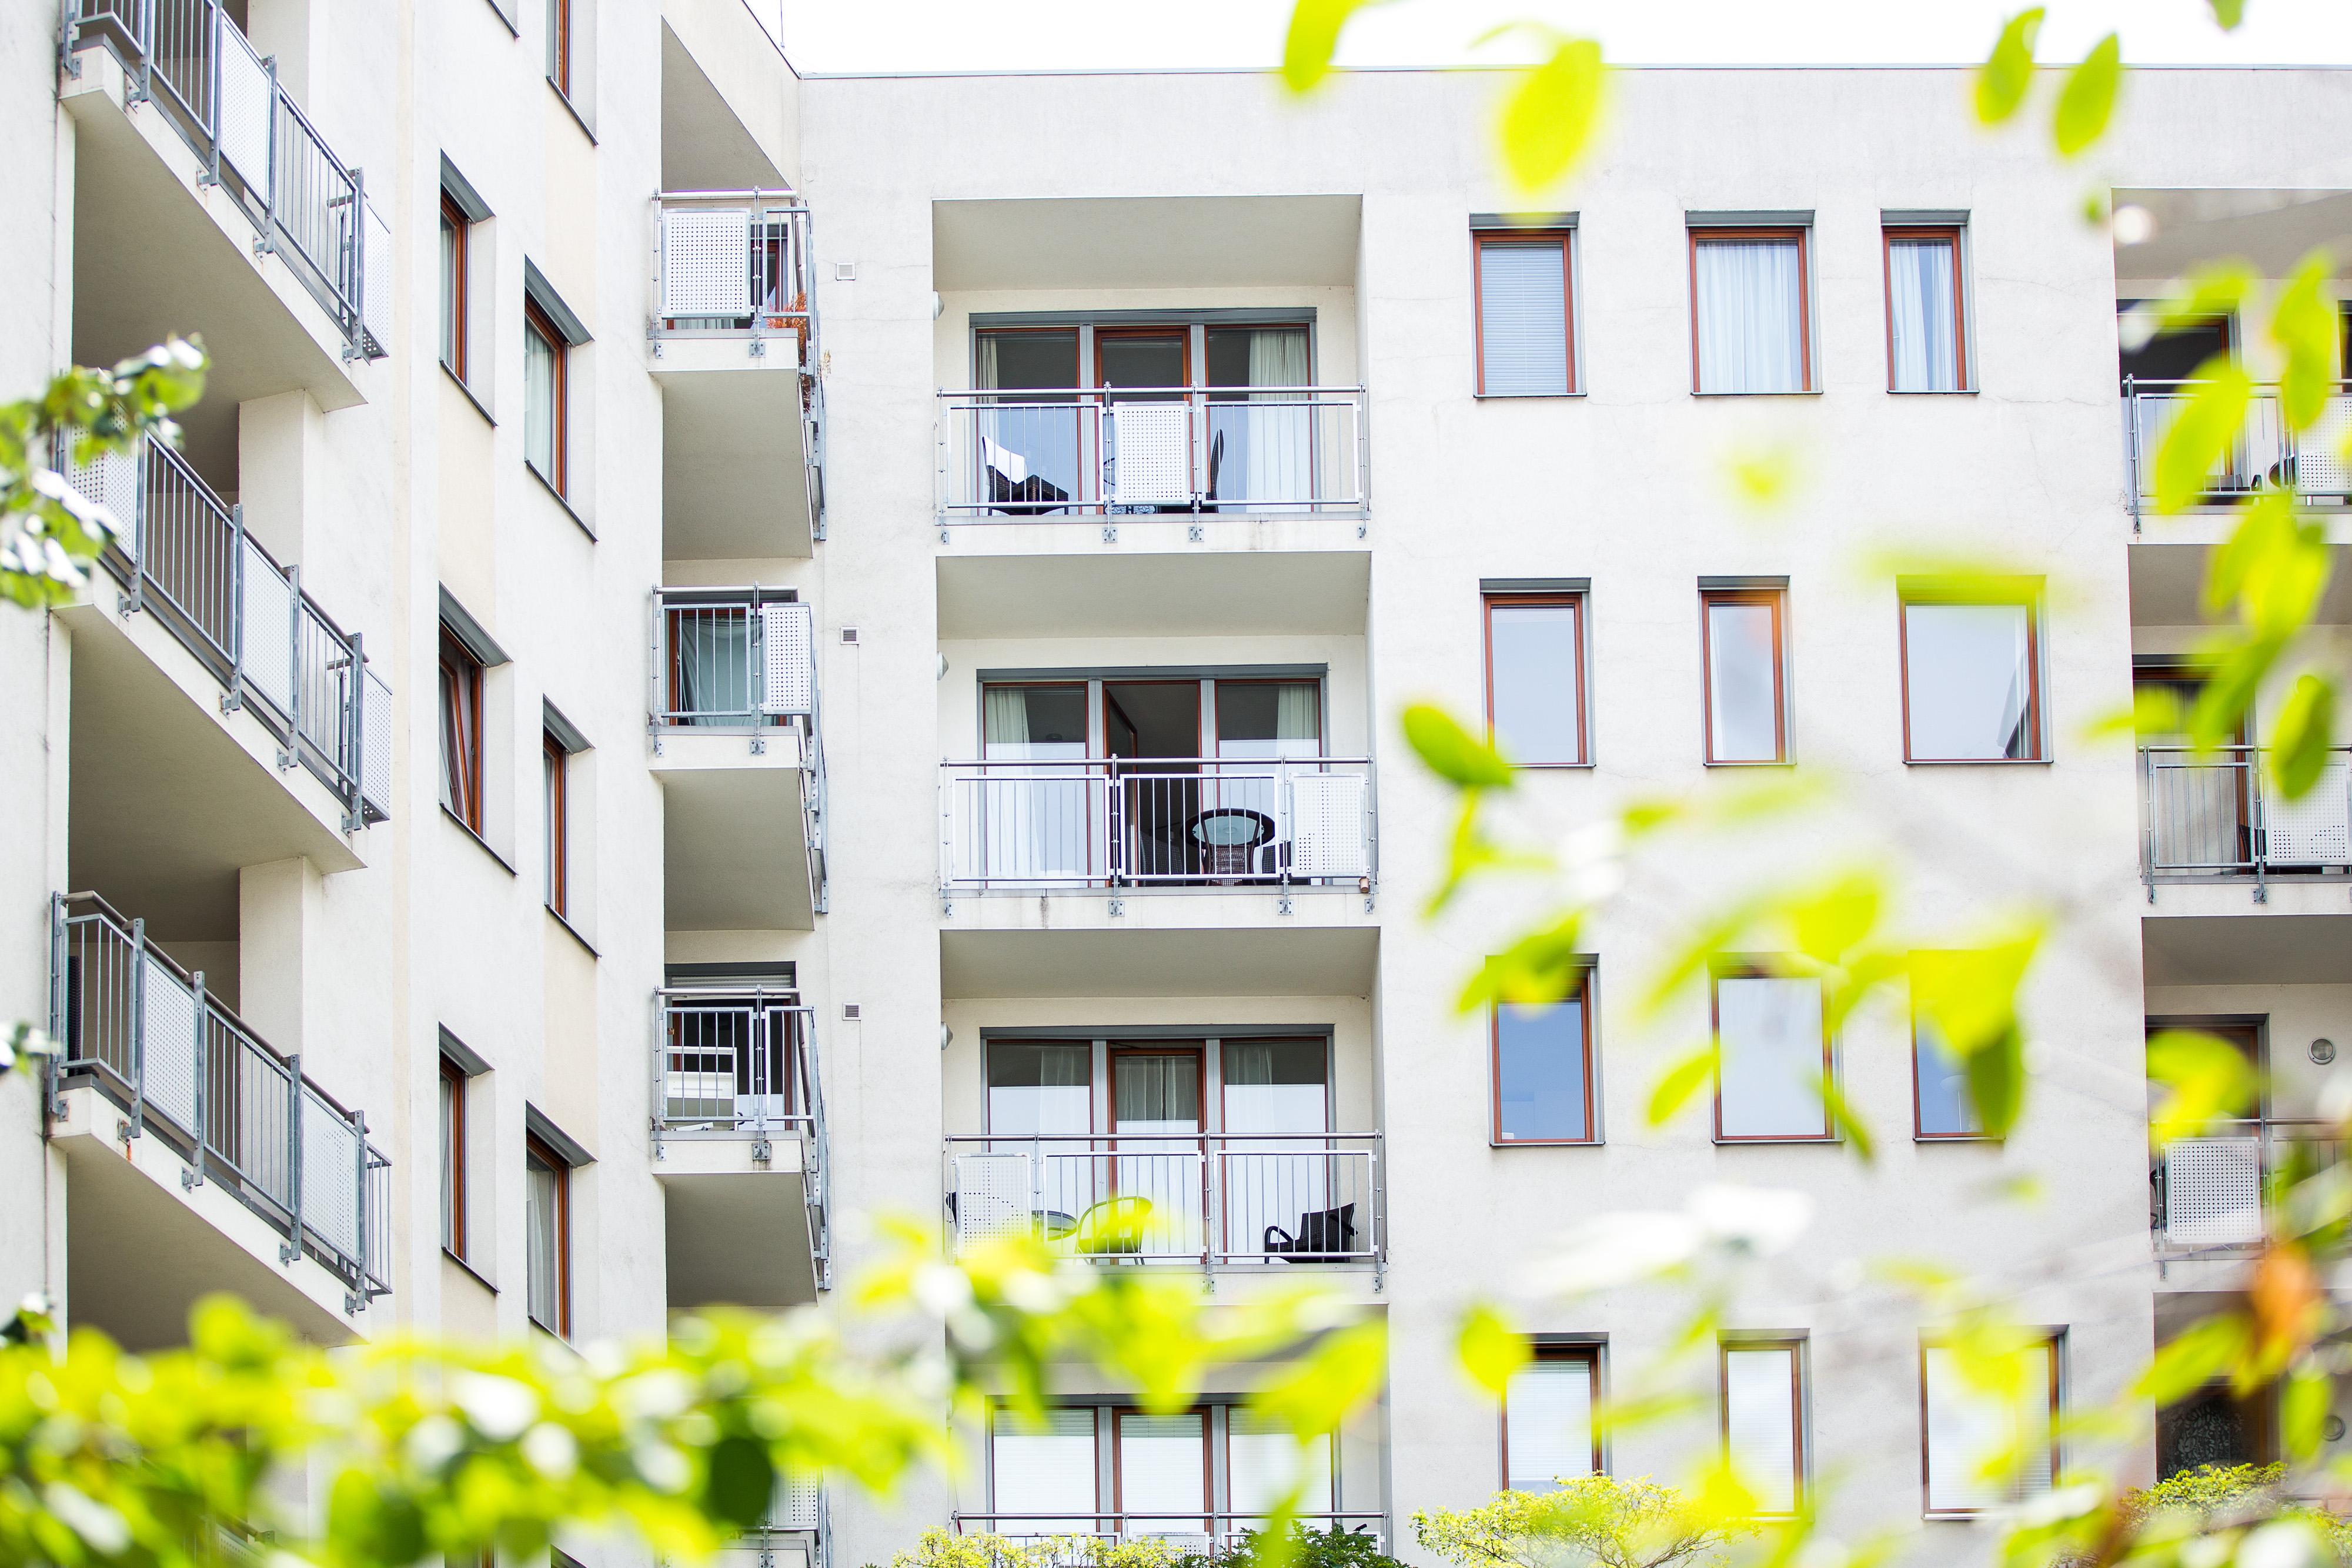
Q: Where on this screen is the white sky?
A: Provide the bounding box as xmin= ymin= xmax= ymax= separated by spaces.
xmin=776 ymin=0 xmax=2352 ymax=75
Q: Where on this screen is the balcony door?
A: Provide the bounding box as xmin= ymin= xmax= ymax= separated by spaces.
xmin=1112 ymin=1045 xmax=1205 ymax=1258
xmin=1097 ymin=330 xmax=1192 ymax=510
xmin=2150 ymin=1021 xmax=2265 ymax=1248
xmin=975 ymin=329 xmax=1083 ymax=514
xmin=977 ymin=683 xmax=1101 ymax=884
xmin=1106 ymin=681 xmax=1203 ymax=881
xmin=2135 ymin=668 xmax=2251 ymax=873
xmin=1205 ymin=326 xmax=1314 ymax=508
xmin=1221 ymin=1038 xmax=1335 ymax=1260
xmin=986 ymin=1039 xmax=1095 ymax=1227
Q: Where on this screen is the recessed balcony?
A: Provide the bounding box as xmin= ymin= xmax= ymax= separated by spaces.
xmin=48 ymin=892 xmax=389 ymax=1348
xmin=649 ymin=589 xmax=826 ymax=931
xmin=650 ymin=193 xmax=823 ymax=557
xmin=2123 ymin=379 xmax=2352 ymax=526
xmin=2139 ymin=743 xmax=2350 ymax=897
xmin=653 ymin=988 xmax=830 ymax=1303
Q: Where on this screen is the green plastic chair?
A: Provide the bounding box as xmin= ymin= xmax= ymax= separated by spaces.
xmin=1070 ymin=1195 xmax=1154 ymax=1256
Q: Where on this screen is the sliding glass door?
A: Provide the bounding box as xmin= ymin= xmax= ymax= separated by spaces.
xmin=975 ymin=329 xmax=1083 ymax=514
xmin=978 ymin=683 xmax=1102 ymax=884
xmin=1112 ymin=1047 xmax=1204 ymax=1256
xmin=1221 ymin=1038 xmax=1332 ymax=1259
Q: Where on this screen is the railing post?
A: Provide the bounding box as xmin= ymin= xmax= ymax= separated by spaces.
xmin=256 ymin=54 xmax=278 ymax=254
xmin=345 ymin=165 xmax=367 ymax=357
xmin=126 ymin=917 xmax=146 ymax=1138
xmin=343 ymin=631 xmax=366 ymax=830
xmin=120 ymin=437 xmax=148 ymax=618
xmin=201 ymin=0 xmax=222 ymax=183
xmin=2123 ymin=373 xmax=2143 ymax=533
xmin=2251 ymin=752 xmax=2270 ymax=905
xmin=281 ymin=1056 xmax=303 ymax=1263
xmin=45 ymin=892 xmax=66 ymax=1119
xmin=279 ymin=561 xmax=300 ymax=771
xmin=133 ymin=0 xmax=153 ymax=104
xmin=184 ymin=970 xmax=206 ymax=1187
xmin=350 ymin=1107 xmax=369 ymax=1299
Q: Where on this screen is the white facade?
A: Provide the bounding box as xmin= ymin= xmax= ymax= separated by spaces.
xmin=5 ymin=5 xmax=2352 ymax=1562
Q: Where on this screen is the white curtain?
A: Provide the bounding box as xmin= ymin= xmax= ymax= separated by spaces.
xmin=1224 ymin=1040 xmax=1330 ymax=1256
xmin=977 ymin=687 xmax=1096 ymax=883
xmin=1716 ymin=976 xmax=1828 ymax=1138
xmin=525 ymin=1155 xmax=560 ymax=1331
xmin=1274 ymin=682 xmax=1320 ymax=757
xmin=523 ymin=322 xmax=557 ymax=476
xmin=1890 ymin=238 xmax=1960 ymax=392
xmin=1243 ymin=329 xmax=1312 ymax=506
xmin=1695 ymin=239 xmax=1805 ymax=393
xmin=1904 ymin=604 xmax=2034 ymax=761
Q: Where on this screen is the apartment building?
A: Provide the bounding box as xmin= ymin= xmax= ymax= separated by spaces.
xmin=5 ymin=1 xmax=2351 ymax=1560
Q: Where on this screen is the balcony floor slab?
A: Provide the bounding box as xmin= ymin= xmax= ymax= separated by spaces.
xmin=940 ymin=922 xmax=1377 ymax=999
xmin=650 ymin=339 xmax=813 ymax=559
xmin=652 ymin=730 xmax=816 ymax=930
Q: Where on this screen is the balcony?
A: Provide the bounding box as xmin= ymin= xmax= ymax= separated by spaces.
xmin=937 ymin=757 xmax=1375 ymax=900
xmin=649 ymin=589 xmax=826 ymax=930
xmin=62 ymin=0 xmax=387 ymax=403
xmin=2123 ymin=380 xmax=2352 ymax=526
xmin=2153 ymin=1117 xmax=2339 ymax=1255
xmin=715 ymin=1489 xmax=827 ymax=1568
xmin=944 ymin=1132 xmax=1384 ymax=1279
xmin=653 ymin=988 xmax=830 ymax=1302
xmin=936 ymin=386 xmax=1368 ymax=527
xmin=650 ymin=192 xmax=823 ymax=556
xmin=47 ymin=892 xmax=390 ymax=1346
xmin=2140 ymin=745 xmax=2350 ymax=897
xmin=951 ymin=1514 xmax=1389 ymax=1553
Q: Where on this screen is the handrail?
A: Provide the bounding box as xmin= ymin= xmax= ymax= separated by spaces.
xmin=47 ymin=890 xmax=390 ymax=1303
xmin=2151 ymin=1116 xmax=2342 ymax=1253
xmin=652 ymin=192 xmax=816 ymax=334
xmin=64 ymin=0 xmax=386 ymax=359
xmin=938 ymin=755 xmax=1376 ymax=892
xmin=64 ymin=432 xmax=390 ymax=829
xmin=2120 ymin=376 xmax=2352 ymax=526
xmin=936 ymin=385 xmax=1370 ymax=521
xmin=2137 ymin=743 xmax=2351 ymax=892
xmin=950 ymin=1512 xmax=1390 ymax=1548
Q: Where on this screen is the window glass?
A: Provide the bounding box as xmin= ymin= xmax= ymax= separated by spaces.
xmin=1723 ymin=1346 xmax=1802 ymax=1514
xmin=1117 ymin=1411 xmax=1207 ymax=1535
xmin=1230 ymin=1407 xmax=1332 ymax=1516
xmin=1222 ymin=1039 xmax=1328 ymax=1134
xmin=991 ymin=1407 xmax=1098 ymax=1535
xmin=438 ymin=629 xmax=483 ymax=830
xmin=1888 ymin=233 xmax=1961 ymax=392
xmin=1923 ymin=1340 xmax=2056 ymax=1513
xmin=524 ymin=1141 xmax=565 ymax=1334
xmin=439 ymin=1062 xmax=463 ymax=1255
xmin=1495 ymin=997 xmax=1591 ymax=1142
xmin=1903 ymin=601 xmax=2037 ymax=761
xmin=975 ymin=332 xmax=1083 ymax=513
xmin=439 ymin=199 xmax=464 ymax=376
xmin=1487 ymin=597 xmax=1585 ymax=765
xmin=1215 ymin=681 xmax=1321 ymax=760
xmin=524 ymin=312 xmax=560 ymax=486
xmin=1716 ymin=974 xmax=1829 ymax=1139
xmin=983 ymin=684 xmax=1088 ymax=758
xmin=543 ymin=733 xmax=567 ymax=915
xmin=545 ymin=0 xmax=570 ymax=92
xmin=1478 ymin=238 xmax=1572 ymax=396
xmin=986 ymin=1041 xmax=1093 ymax=1135
xmin=1705 ymin=595 xmax=1784 ymax=763
xmin=1505 ymin=1352 xmax=1597 ymax=1491
xmin=1912 ymin=988 xmax=1982 ymax=1138
xmin=1205 ymin=327 xmax=1315 ymax=506
xmin=1693 ymin=234 xmax=1806 ymax=393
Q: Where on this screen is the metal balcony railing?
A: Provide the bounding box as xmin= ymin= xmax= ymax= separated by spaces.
xmin=726 ymin=1482 xmax=827 ymax=1568
xmin=48 ymin=892 xmax=390 ymax=1306
xmin=938 ymin=757 xmax=1375 ymax=894
xmin=2140 ymin=745 xmax=2351 ymax=894
xmin=2122 ymin=378 xmax=2352 ymax=525
xmin=653 ymin=988 xmax=830 ymax=1290
xmin=944 ymin=1132 xmax=1384 ymax=1275
xmin=2153 ymin=1118 xmax=2340 ymax=1252
xmin=65 ymin=0 xmax=390 ymax=360
xmin=66 ymin=432 xmax=390 ymax=830
xmin=936 ymin=386 xmax=1369 ymax=521
xmin=950 ymin=1513 xmax=1389 ymax=1553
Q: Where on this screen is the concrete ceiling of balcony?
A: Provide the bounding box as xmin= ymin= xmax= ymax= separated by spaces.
xmin=937 ymin=548 xmax=1370 ymax=640
xmin=933 ymin=196 xmax=1362 ymax=291
xmin=2143 ymin=912 xmax=2350 ymax=984
xmin=67 ymin=66 xmax=362 ymax=488
xmin=2114 ymin=188 xmax=2352 ymax=286
xmin=661 ymin=2 xmax=791 ymax=190
xmin=2129 ymin=537 xmax=2352 ymax=626
xmin=663 ymin=1170 xmax=817 ymax=1310
xmin=941 ymin=926 xmax=1377 ymax=999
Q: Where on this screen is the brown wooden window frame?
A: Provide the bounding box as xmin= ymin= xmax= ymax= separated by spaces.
xmin=524 ymin=1132 xmax=572 ymax=1339
xmin=1688 ymin=226 xmax=1815 ymax=394
xmin=1882 ymin=225 xmax=1969 ymax=393
xmin=1499 ymin=1343 xmax=1605 ymax=1490
xmin=439 ymin=192 xmax=469 ymax=382
xmin=1710 ymin=960 xmax=1836 ymax=1145
xmin=1482 ymin=590 xmax=1591 ymax=768
xmin=439 ymin=1055 xmax=469 ymax=1259
xmin=1719 ymin=1338 xmax=1808 ymax=1516
xmin=523 ymin=299 xmax=570 ymax=497
xmin=545 ymin=0 xmax=572 ymax=98
xmin=1920 ymin=1329 xmax=2063 ymax=1519
xmin=438 ymin=626 xmax=485 ymax=833
xmin=1489 ymin=965 xmax=1599 ymax=1147
xmin=1896 ymin=586 xmax=2046 ymax=765
xmin=543 ymin=729 xmax=569 ymax=917
xmin=1472 ymin=228 xmax=1579 ymax=397
xmin=1699 ymin=587 xmax=1789 ymax=765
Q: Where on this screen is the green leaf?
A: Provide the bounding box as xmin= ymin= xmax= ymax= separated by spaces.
xmin=1498 ymin=38 xmax=1606 ymax=194
xmin=1281 ymin=0 xmax=1378 ymax=92
xmin=2267 ymin=673 xmax=2337 ymax=800
xmin=1818 ymin=1073 xmax=1876 ymax=1164
xmin=1975 ymin=9 xmax=2044 ymax=125
xmin=1965 ymin=1026 xmax=2025 ymax=1139
xmin=1402 ymin=703 xmax=1515 ymax=789
xmin=1456 ymin=1305 xmax=1530 ymax=1396
xmin=1457 ymin=916 xmax=1586 ymax=1013
xmin=1646 ymin=1047 xmax=1715 ymax=1127
xmin=2154 ymin=358 xmax=2251 ymax=513
xmin=2270 ymin=249 xmax=2337 ymax=430
xmin=704 ymin=1435 xmax=777 ymax=1530
xmin=2207 ymin=0 xmax=2247 ymax=28
xmin=2147 ymin=1028 xmax=2259 ymax=1142
xmin=2284 ymin=1363 xmax=2333 ymax=1460
xmin=1786 ymin=872 xmax=1883 ymax=965
xmin=2134 ymin=1313 xmax=2249 ymax=1403
xmin=2052 ymin=34 xmax=2121 ymax=158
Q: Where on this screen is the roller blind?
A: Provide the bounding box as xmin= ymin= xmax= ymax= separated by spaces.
xmin=993 ymin=1407 xmax=1098 ymax=1530
xmin=1924 ymin=1342 xmax=2055 ymax=1513
xmin=1504 ymin=1355 xmax=1596 ymax=1491
xmin=1478 ymin=239 xmax=1572 ymax=396
xmin=1717 ymin=975 xmax=1829 ymax=1138
xmin=1723 ymin=1347 xmax=1800 ymax=1514
xmin=1229 ymin=1409 xmax=1334 ymax=1515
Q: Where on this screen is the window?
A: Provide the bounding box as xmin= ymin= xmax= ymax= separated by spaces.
xmin=1115 ymin=1410 xmax=1209 ymax=1536
xmin=438 ymin=627 xmax=484 ymax=831
xmin=439 ymin=193 xmax=469 ymax=380
xmin=543 ymin=730 xmax=569 ymax=916
xmin=985 ymin=1403 xmax=1329 ymax=1537
xmin=1922 ymin=1333 xmax=2060 ymax=1516
xmin=523 ymin=300 xmax=569 ymax=494
xmin=1474 ymin=229 xmax=1575 ymax=396
xmin=1484 ymin=592 xmax=1588 ymax=766
xmin=1492 ymin=975 xmax=1596 ymax=1145
xmin=439 ymin=1057 xmax=468 ymax=1258
xmin=1911 ymin=954 xmax=1986 ymax=1139
xmin=1700 ymin=589 xmax=1788 ymax=764
xmin=1503 ymin=1346 xmax=1601 ymax=1491
xmin=545 ymin=0 xmax=572 ymax=96
xmin=1230 ymin=1407 xmax=1333 ymax=1520
xmin=524 ymin=1134 xmax=571 ymax=1336
xmin=1721 ymin=1340 xmax=1805 ymax=1515
xmin=990 ymin=1406 xmax=1099 ymax=1536
xmin=1690 ymin=227 xmax=1811 ymax=394
xmin=1900 ymin=590 xmax=2043 ymax=763
xmin=1885 ymin=226 xmax=1966 ymax=392
xmin=1713 ymin=967 xmax=1832 ymax=1141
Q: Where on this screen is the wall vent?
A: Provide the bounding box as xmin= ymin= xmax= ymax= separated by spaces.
xmin=841 ymin=1003 xmax=862 ymax=1021
xmin=834 ymin=262 xmax=857 ymax=282
xmin=840 ymin=626 xmax=860 ymax=644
